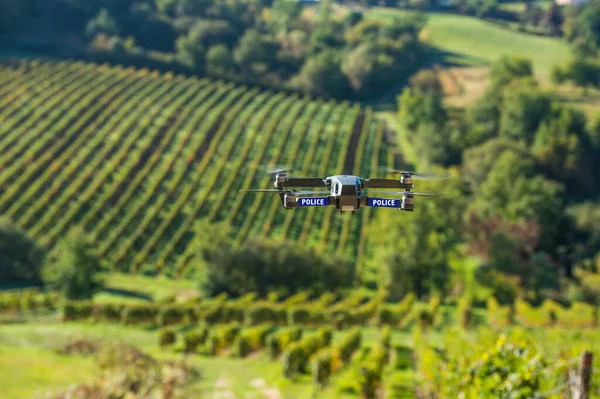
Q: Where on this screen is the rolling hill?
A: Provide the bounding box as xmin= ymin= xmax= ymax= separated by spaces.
xmin=0 ymin=58 xmax=396 ymax=277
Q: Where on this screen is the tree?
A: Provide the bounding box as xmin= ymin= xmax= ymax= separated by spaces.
xmin=563 ymin=0 xmax=600 ymax=57
xmin=489 ymin=55 xmax=533 ymax=90
xmin=206 ymin=44 xmax=235 ymax=76
xmin=201 ymin=236 xmax=355 ymax=298
xmin=233 ymin=29 xmax=278 ymax=78
xmin=498 ymin=78 xmax=552 ymax=145
xmin=551 ymin=57 xmax=600 ymax=92
xmin=372 ymin=167 xmax=465 ymax=300
xmin=472 ymin=151 xmax=565 ymax=252
xmin=542 ymin=1 xmax=563 ymax=36
xmin=292 ymin=50 xmax=350 ymax=98
xmin=85 ymin=8 xmax=119 ymax=39
xmin=532 ymin=104 xmax=595 ymax=193
xmin=270 ymin=0 xmax=302 ymax=35
xmin=0 ymin=217 xmax=46 ymax=286
xmin=133 ymin=14 xmax=178 ymax=52
xmin=461 ymin=138 xmax=531 ymax=192
xmin=42 ymin=227 xmax=105 ymax=300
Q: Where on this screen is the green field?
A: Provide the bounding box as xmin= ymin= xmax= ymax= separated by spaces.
xmin=0 ymin=59 xmax=398 ymax=279
xmin=367 ymin=8 xmax=570 ymax=76
xmin=365 ymin=8 xmax=600 ymax=118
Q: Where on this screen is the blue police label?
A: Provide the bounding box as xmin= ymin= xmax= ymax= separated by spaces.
xmin=368 ymin=198 xmax=399 ymax=208
xmin=297 ymin=197 xmax=328 ymax=207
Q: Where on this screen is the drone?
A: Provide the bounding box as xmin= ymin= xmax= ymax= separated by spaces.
xmin=240 ymin=166 xmax=453 ymax=214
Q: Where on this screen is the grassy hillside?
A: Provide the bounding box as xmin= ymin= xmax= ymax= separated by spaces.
xmin=0 ymin=59 xmax=397 ymax=277
xmin=365 ymin=8 xmax=600 ymax=117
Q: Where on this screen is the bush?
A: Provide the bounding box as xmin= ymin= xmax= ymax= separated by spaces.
xmin=157 ymin=305 xmax=187 ymax=327
xmin=267 ymin=326 xmax=302 ymax=359
xmin=42 ymin=227 xmax=105 ymax=300
xmin=184 ymin=327 xmax=209 ymax=353
xmin=0 ymin=217 xmax=46 ymax=285
xmin=312 ymin=348 xmax=334 ymax=390
xmin=282 ymin=327 xmax=332 ymax=378
xmin=246 ymin=302 xmax=287 ymax=326
xmin=288 ymin=306 xmax=327 ymax=326
xmin=233 ymin=324 xmax=275 ymax=357
xmin=159 ymin=328 xmax=176 ymax=350
xmin=121 ymin=304 xmax=158 ymax=326
xmin=63 ymin=301 xmax=93 ymax=321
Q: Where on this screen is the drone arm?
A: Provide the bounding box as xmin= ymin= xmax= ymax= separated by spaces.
xmin=282 ymin=178 xmax=327 ymax=188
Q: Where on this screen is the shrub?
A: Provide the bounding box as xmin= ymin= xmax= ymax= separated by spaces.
xmin=157 ymin=305 xmax=187 ymax=327
xmin=246 ymin=302 xmax=287 ymax=326
xmin=233 ymin=324 xmax=275 ymax=357
xmin=184 ymin=327 xmax=209 ymax=353
xmin=92 ymin=303 xmax=123 ymax=323
xmin=63 ymin=300 xmax=93 ymax=321
xmin=312 ymin=348 xmax=334 ymax=390
xmin=282 ymin=327 xmax=332 ymax=378
xmin=267 ymin=326 xmax=303 ymax=358
xmin=121 ymin=304 xmax=158 ymax=326
xmin=288 ymin=306 xmax=327 ymax=326
xmin=159 ymin=328 xmax=176 ymax=350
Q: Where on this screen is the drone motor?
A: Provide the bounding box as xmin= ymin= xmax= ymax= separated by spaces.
xmin=401 ymin=192 xmax=415 ymax=211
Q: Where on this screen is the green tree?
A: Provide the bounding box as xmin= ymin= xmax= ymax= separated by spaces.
xmin=462 ymin=138 xmax=532 ymax=192
xmin=206 ymin=44 xmax=235 ymax=76
xmin=176 ymin=19 xmax=238 ymax=70
xmin=85 ymin=8 xmax=119 ymax=39
xmin=498 ymin=78 xmax=552 ymax=145
xmin=563 ymin=0 xmax=600 ymax=57
xmin=292 ymin=50 xmax=350 ymax=98
xmin=532 ymin=104 xmax=595 ymax=192
xmin=270 ymin=0 xmax=302 ymax=35
xmin=201 ymin=236 xmax=355 ymax=298
xmin=233 ymin=29 xmax=278 ymax=78
xmin=489 ymin=55 xmax=534 ymax=90
xmin=472 ymin=151 xmax=565 ymax=252
xmin=42 ymin=227 xmax=105 ymax=300
xmin=551 ymin=57 xmax=600 ymax=91
xmin=0 ymin=217 xmax=46 ymax=286
xmin=372 ymin=168 xmax=465 ymax=300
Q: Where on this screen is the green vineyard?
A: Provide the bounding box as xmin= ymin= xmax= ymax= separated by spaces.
xmin=0 ymin=59 xmax=396 ymax=275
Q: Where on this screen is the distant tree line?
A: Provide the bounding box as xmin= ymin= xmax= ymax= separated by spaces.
xmin=0 ymin=0 xmax=429 ymax=100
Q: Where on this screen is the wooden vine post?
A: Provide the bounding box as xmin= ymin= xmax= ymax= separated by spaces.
xmin=569 ymin=350 xmax=592 ymax=399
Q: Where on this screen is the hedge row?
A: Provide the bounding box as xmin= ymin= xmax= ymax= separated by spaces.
xmin=62 ymin=294 xmax=407 ymax=328
xmin=0 ymin=289 xmax=60 ymax=313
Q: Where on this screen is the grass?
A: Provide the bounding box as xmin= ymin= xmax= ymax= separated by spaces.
xmin=0 ymin=320 xmax=413 ymax=399
xmin=0 ymin=344 xmax=98 ymax=399
xmin=101 ymin=272 xmax=199 ymax=302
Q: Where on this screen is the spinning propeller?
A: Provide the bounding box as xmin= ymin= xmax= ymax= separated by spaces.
xmin=365 ymin=190 xmax=448 ymax=197
xmin=239 ymin=188 xmax=329 ymax=195
xmin=238 ymin=164 xmax=304 ymax=180
xmin=377 ymin=167 xmax=454 ymax=180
